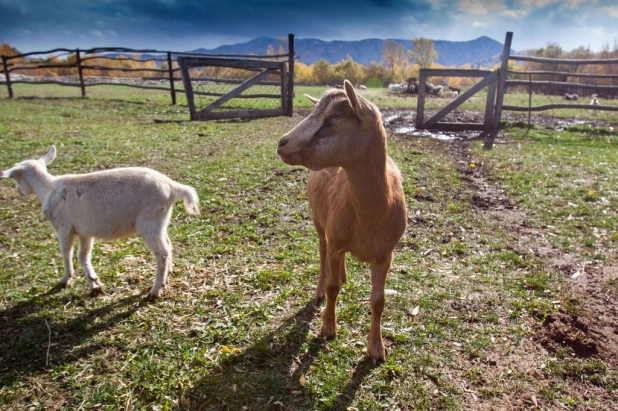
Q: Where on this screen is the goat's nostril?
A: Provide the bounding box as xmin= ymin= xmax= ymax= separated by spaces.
xmin=278 ymin=138 xmax=289 ymax=148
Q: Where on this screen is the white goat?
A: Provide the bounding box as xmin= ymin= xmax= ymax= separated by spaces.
xmin=388 ymin=83 xmax=402 ymax=93
xmin=0 ymin=146 xmax=199 ymax=297
xmin=590 ymin=96 xmax=599 ymax=115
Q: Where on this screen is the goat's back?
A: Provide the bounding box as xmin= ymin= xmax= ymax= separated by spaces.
xmin=44 ymin=167 xmax=182 ymax=240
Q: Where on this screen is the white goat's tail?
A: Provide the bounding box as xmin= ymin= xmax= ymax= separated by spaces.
xmin=174 ymin=183 xmax=200 ymax=215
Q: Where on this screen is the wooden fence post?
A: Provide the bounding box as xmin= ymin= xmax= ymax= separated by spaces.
xmin=76 ymin=49 xmax=86 ymax=98
xmin=2 ymin=55 xmax=13 ymax=98
xmin=167 ymin=52 xmax=176 ymax=105
xmin=415 ymin=70 xmax=427 ymax=129
xmin=287 ymin=33 xmax=294 ymax=117
xmin=485 ymin=31 xmax=513 ymax=150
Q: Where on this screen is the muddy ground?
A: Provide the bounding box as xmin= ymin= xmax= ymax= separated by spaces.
xmin=383 ymin=108 xmax=618 ymax=142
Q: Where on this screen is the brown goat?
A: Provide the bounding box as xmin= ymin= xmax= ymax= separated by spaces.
xmin=276 ymin=80 xmax=407 ymax=361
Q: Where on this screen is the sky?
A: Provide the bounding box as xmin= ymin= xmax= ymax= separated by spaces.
xmin=1 ymin=0 xmax=618 ymax=54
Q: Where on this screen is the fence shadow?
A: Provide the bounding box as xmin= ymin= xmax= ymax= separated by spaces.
xmin=0 ymin=289 xmax=148 ymax=390
xmin=186 ymin=299 xmax=381 ymax=410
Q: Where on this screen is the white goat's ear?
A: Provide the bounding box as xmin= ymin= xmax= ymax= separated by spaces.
xmin=304 ymin=94 xmax=319 ymax=106
xmin=344 ymin=80 xmax=362 ymax=118
xmin=40 ymin=145 xmax=56 ymax=165
xmin=1 ymin=166 xmax=21 ymax=179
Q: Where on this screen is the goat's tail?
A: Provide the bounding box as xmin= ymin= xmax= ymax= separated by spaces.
xmin=173 ymin=183 xmax=200 ymax=215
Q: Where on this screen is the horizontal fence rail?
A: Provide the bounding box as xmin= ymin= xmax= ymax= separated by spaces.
xmin=1 ymin=41 xmax=295 ymax=110
xmin=504 ymin=51 xmax=618 ymax=115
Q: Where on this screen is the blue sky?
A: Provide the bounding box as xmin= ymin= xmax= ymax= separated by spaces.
xmin=1 ymin=0 xmax=617 ymax=53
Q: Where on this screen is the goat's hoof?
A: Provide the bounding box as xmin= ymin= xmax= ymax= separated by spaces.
xmin=147 ymin=289 xmax=161 ymax=299
xmin=314 ymin=287 xmax=326 ymax=302
xmin=90 ymin=287 xmax=105 ymax=297
xmin=367 ymin=339 xmax=386 ymax=364
xmin=58 ymin=281 xmax=71 ymax=289
xmin=320 ymin=322 xmax=338 ymax=340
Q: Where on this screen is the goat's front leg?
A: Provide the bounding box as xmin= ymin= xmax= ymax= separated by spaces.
xmin=143 ymin=231 xmax=171 ymax=298
xmin=78 ymin=236 xmax=104 ymax=296
xmin=320 ymin=250 xmax=344 ymax=339
xmin=58 ymin=231 xmax=75 ymax=288
xmin=367 ymin=253 xmax=393 ymax=363
xmin=315 ymin=224 xmax=328 ymax=301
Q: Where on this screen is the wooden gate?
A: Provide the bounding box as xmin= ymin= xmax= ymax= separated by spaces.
xmin=177 ymin=56 xmax=291 ymax=121
xmin=415 ymin=68 xmax=498 ymax=133
xmin=415 ymin=32 xmax=513 ymax=149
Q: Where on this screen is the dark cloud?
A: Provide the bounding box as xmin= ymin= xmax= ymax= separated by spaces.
xmin=0 ymin=0 xmax=616 ymax=52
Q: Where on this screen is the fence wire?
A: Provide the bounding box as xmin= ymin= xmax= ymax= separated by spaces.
xmin=503 ymin=72 xmax=618 ymax=126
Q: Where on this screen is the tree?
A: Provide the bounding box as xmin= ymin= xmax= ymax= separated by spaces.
xmin=331 ymin=57 xmax=365 ymax=85
xmin=409 ymin=37 xmax=437 ymax=69
xmin=312 ymin=59 xmax=332 ymax=85
xmin=382 ymin=40 xmax=407 ymax=76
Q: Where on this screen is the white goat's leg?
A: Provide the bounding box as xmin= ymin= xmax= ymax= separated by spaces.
xmin=315 ymin=224 xmax=327 ymax=301
xmin=58 ymin=232 xmax=75 ymax=288
xmin=143 ymin=231 xmax=171 ymax=298
xmin=367 ymin=253 xmax=392 ymax=363
xmin=165 ymin=232 xmax=173 ymax=284
xmin=320 ymin=250 xmax=344 ymax=339
xmin=77 ymin=236 xmax=104 ymax=296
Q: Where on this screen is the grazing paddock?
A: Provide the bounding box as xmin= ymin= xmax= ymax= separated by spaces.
xmin=0 ymin=95 xmax=617 ymax=409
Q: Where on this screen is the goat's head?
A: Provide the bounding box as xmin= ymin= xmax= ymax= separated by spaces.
xmin=277 ymin=80 xmax=382 ymax=171
xmin=1 ymin=146 xmax=56 ymax=196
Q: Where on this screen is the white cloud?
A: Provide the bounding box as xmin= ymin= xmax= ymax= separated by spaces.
xmin=472 ymin=21 xmax=488 ymax=27
xmin=90 ymin=30 xmax=104 ymax=38
xmin=603 ymin=6 xmax=618 ymax=17
xmin=517 ymin=0 xmax=599 ymax=9
xmin=458 ymin=0 xmax=491 ymax=15
xmin=499 ymin=7 xmax=530 ymax=17
xmin=426 ymin=0 xmax=443 ymax=9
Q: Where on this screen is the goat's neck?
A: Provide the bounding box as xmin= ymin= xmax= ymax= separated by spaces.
xmin=29 ymin=168 xmax=54 ymax=203
xmin=344 ymin=131 xmax=390 ymax=224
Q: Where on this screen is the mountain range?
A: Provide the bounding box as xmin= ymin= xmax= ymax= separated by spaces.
xmin=192 ymin=36 xmax=511 ymax=67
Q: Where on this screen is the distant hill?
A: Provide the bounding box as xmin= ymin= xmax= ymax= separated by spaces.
xmin=192 ymin=36 xmax=511 ymax=67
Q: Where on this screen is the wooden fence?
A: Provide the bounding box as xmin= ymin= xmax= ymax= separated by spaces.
xmin=0 ymin=35 xmax=296 ymax=119
xmin=503 ymin=54 xmax=618 ymax=113
xmin=415 ymin=32 xmax=618 ymax=149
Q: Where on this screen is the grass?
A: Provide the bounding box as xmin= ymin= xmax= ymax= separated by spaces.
xmin=0 ymin=92 xmax=617 ymax=410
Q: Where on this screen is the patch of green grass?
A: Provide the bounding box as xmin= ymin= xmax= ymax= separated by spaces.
xmin=0 ymin=95 xmax=616 ymax=409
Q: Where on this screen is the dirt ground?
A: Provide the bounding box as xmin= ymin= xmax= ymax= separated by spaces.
xmin=384 ymin=111 xmax=618 ymax=409
xmin=384 ymin=108 xmax=618 ymax=143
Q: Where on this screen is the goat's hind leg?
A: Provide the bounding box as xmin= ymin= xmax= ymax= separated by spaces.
xmin=164 ymin=232 xmax=173 ymax=285
xmin=78 ymin=236 xmax=104 ymax=296
xmin=142 ymin=229 xmax=171 ymax=298
xmin=58 ymin=231 xmax=75 ymax=288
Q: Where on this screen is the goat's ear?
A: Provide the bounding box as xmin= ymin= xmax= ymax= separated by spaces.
xmin=1 ymin=166 xmax=21 ymax=179
xmin=344 ymin=80 xmax=362 ymax=118
xmin=40 ymin=145 xmax=56 ymax=166
xmin=304 ymin=94 xmax=319 ymax=106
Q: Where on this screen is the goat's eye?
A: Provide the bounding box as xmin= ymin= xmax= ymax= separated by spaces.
xmin=332 ymin=114 xmax=343 ymax=120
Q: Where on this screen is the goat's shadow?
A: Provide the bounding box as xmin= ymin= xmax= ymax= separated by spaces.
xmin=186 ymin=299 xmax=380 ymax=410
xmin=0 ymin=287 xmax=149 ymax=390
